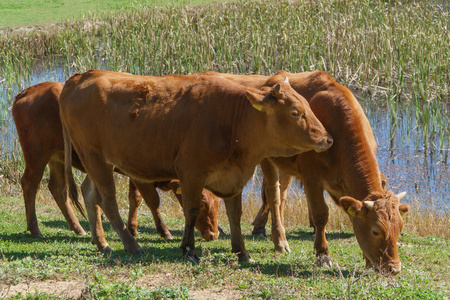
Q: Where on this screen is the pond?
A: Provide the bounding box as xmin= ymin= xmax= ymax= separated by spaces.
xmin=1 ymin=67 xmax=449 ymax=210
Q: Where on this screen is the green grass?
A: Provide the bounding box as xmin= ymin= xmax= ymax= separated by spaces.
xmin=0 ymin=0 xmax=222 ymax=27
xmin=0 ymin=195 xmax=448 ymax=299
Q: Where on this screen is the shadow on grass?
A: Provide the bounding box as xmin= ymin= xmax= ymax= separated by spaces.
xmin=287 ymin=228 xmax=354 ymax=241
xmin=0 ymin=219 xmax=358 ymax=279
xmin=243 ymin=227 xmax=354 ymax=242
xmin=238 ymin=260 xmax=365 ymax=279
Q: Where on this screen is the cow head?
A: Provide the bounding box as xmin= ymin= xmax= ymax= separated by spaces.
xmin=245 ymin=76 xmax=333 ymax=154
xmin=340 ymin=191 xmax=410 ymax=275
xmin=169 ymin=180 xmax=220 ymax=241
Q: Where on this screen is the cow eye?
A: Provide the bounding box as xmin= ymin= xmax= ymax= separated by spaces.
xmin=291 ymin=110 xmax=300 ymax=118
xmin=372 ymin=230 xmax=380 ymax=236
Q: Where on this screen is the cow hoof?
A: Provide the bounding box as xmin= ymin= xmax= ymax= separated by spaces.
xmin=237 ymin=254 xmax=254 ymax=263
xmin=186 ymin=254 xmax=200 ymax=264
xmin=100 ymin=246 xmax=113 ymax=253
xmin=74 ymin=229 xmax=87 ymax=236
xmin=30 ymin=233 xmax=44 ymax=238
xmin=255 ymin=233 xmax=266 ymax=239
xmin=274 ymin=242 xmax=290 ymax=253
xmin=132 ymin=248 xmax=144 ymax=255
xmin=315 ymin=255 xmax=332 ymax=268
xmin=183 ymin=247 xmax=199 ymax=263
xmin=252 ymin=227 xmax=266 ymax=238
xmin=161 ymin=233 xmax=174 ymax=240
xmin=218 ymin=226 xmax=226 ymax=235
xmin=239 ymin=257 xmax=255 ymax=263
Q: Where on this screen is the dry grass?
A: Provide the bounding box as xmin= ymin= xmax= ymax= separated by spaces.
xmin=4 ymin=172 xmax=448 ymax=240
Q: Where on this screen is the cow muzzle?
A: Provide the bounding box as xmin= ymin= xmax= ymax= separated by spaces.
xmin=385 ymin=262 xmax=401 ymax=275
xmin=201 ymin=230 xmax=220 ymax=241
xmin=314 ymin=136 xmax=334 ymax=152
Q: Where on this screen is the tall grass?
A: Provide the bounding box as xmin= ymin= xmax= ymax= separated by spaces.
xmin=0 ymin=0 xmax=449 ymax=223
xmin=1 ymin=0 xmax=449 ymax=149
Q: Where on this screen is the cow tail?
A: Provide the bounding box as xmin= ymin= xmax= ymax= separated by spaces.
xmin=63 ymin=122 xmax=86 ymax=219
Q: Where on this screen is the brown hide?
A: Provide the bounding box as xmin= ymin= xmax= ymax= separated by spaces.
xmin=205 ymin=70 xmax=409 ymax=274
xmin=12 ymin=82 xmax=220 ymax=241
xmin=60 ymin=69 xmax=332 ymax=261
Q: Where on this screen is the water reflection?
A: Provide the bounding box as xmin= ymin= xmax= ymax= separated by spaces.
xmin=0 ymin=69 xmax=448 ymax=208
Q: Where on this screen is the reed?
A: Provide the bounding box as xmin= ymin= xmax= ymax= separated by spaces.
xmin=1 ymin=0 xmax=449 ymax=151
xmin=0 ymin=0 xmax=449 ymax=229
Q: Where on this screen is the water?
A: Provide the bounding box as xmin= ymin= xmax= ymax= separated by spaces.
xmin=1 ymin=67 xmax=449 ymax=209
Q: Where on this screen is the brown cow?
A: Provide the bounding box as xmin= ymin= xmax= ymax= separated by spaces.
xmin=12 ymin=82 xmax=220 ymax=241
xmin=60 ymin=70 xmax=332 ymax=262
xmin=200 ymin=70 xmax=410 ymax=274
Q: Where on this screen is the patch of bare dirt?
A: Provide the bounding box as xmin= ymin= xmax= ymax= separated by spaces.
xmin=0 ymin=280 xmax=85 ymax=299
xmin=0 ymin=275 xmax=243 ymax=299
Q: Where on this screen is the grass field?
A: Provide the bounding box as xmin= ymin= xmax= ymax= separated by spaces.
xmin=0 ymin=0 xmax=221 ymax=27
xmin=0 ymin=193 xmax=449 ymax=299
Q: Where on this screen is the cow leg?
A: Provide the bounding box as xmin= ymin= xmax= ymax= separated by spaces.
xmin=81 ymin=176 xmax=110 ymax=251
xmin=260 ymin=159 xmax=290 ymax=253
xmin=47 ymin=158 xmax=86 ymax=236
xmin=81 ymin=157 xmax=142 ymax=254
xmin=131 ymin=180 xmax=173 ymax=239
xmin=19 ymin=149 xmax=55 ymax=238
xmin=178 ymin=179 xmax=205 ymax=263
xmin=127 ymin=179 xmax=142 ymax=236
xmin=225 ymin=194 xmax=253 ymax=262
xmin=308 ymin=209 xmax=315 ymax=233
xmin=304 ymin=180 xmax=331 ymax=267
xmin=279 ymin=172 xmax=293 ymax=226
xmin=251 ymin=177 xmax=269 ymax=238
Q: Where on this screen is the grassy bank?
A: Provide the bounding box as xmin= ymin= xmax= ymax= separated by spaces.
xmin=0 ymin=192 xmax=449 ymax=299
xmin=0 ymin=0 xmax=222 ymax=27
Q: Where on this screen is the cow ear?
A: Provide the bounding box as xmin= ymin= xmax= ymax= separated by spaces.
xmin=399 ymin=203 xmax=410 ymax=218
xmin=340 ymin=196 xmax=364 ymax=217
xmin=381 ymin=173 xmax=388 ymax=189
xmin=272 ymin=83 xmax=283 ymax=98
xmin=246 ymin=91 xmax=265 ymax=111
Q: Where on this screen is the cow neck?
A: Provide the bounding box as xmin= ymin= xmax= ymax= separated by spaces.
xmin=329 ymin=90 xmax=385 ymax=201
xmin=225 ymin=95 xmax=272 ymax=166
xmin=224 ymin=92 xmax=298 ymax=165
xmin=299 ymin=72 xmax=385 ymax=202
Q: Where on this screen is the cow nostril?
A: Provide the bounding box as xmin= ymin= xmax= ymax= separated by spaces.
xmin=389 ymin=265 xmax=401 ymax=275
xmin=326 ymin=137 xmax=333 ymax=145
xmin=203 ymin=232 xmax=219 ymax=241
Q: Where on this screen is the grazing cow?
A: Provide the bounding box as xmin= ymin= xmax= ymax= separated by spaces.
xmin=201 ymin=70 xmax=410 ymax=274
xmin=60 ymin=69 xmax=332 ymax=262
xmin=12 ymin=82 xmax=220 ymax=241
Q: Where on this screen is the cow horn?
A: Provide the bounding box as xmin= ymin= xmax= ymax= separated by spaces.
xmin=284 ymin=77 xmax=289 ymax=84
xmin=364 ymin=201 xmax=375 ymax=210
xmin=396 ymin=191 xmax=407 ymax=201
